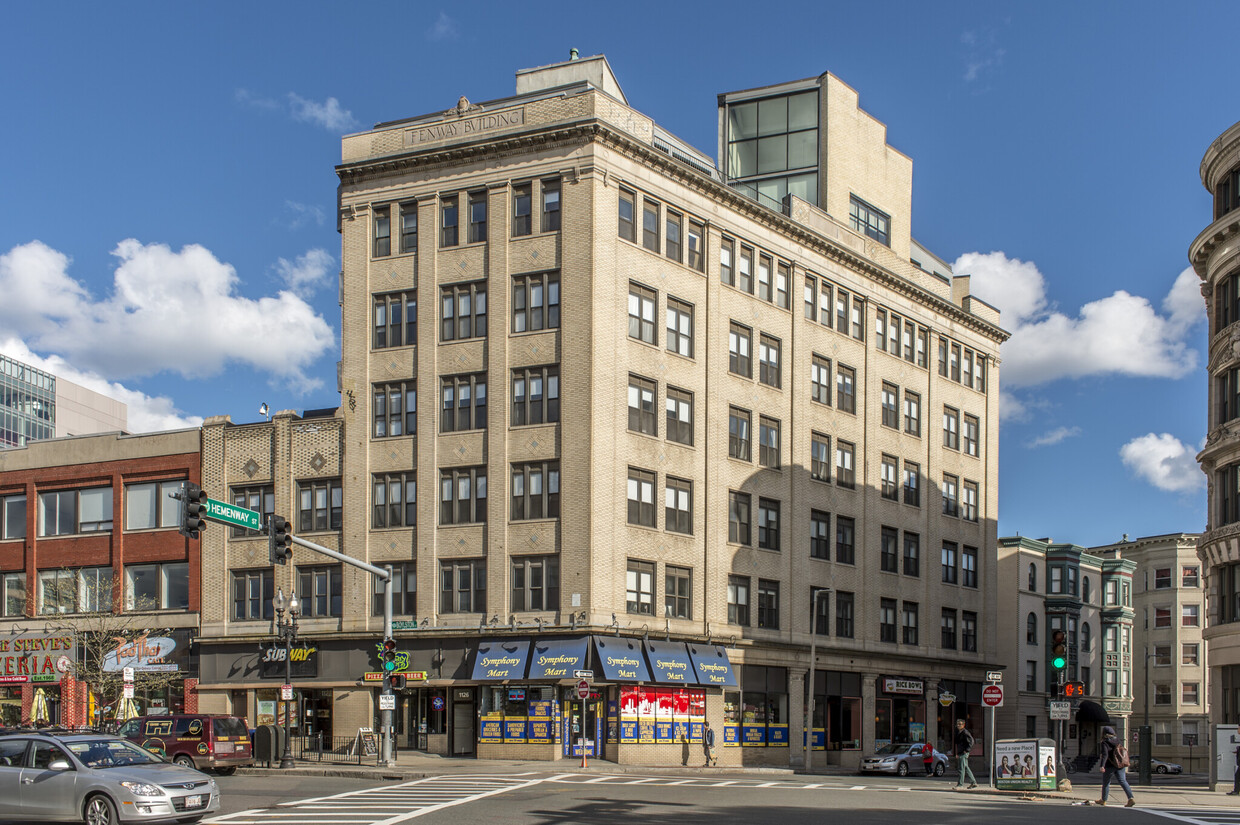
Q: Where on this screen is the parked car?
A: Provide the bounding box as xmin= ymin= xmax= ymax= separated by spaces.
xmin=1132 ymin=755 xmax=1183 ymax=774
xmin=860 ymin=742 xmax=950 ymax=776
xmin=0 ymin=729 xmax=220 ymax=824
xmin=117 ymin=714 xmax=253 ymax=775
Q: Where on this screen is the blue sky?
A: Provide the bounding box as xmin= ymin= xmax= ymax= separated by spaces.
xmin=1 ymin=2 xmax=1232 ymax=546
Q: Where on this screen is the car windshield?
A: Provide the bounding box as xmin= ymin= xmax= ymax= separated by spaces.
xmin=67 ymin=738 xmax=167 ymax=768
xmin=875 ymin=744 xmax=910 ymax=755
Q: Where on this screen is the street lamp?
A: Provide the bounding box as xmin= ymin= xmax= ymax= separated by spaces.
xmin=806 ymin=587 xmax=831 ymax=774
xmin=273 ymin=588 xmax=300 ymax=770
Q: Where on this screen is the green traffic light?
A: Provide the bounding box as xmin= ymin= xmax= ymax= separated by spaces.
xmin=1052 ymin=656 xmax=1066 ymax=670
xmin=383 ymin=660 xmax=396 ymax=672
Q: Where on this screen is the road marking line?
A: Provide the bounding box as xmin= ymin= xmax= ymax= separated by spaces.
xmin=369 ymin=778 xmax=545 ymax=825
xmin=850 ymin=785 xmax=867 ymax=790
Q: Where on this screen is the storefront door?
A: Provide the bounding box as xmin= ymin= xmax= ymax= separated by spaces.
xmin=565 ymin=699 xmax=601 ymax=757
xmin=451 ymin=689 xmax=475 ymax=756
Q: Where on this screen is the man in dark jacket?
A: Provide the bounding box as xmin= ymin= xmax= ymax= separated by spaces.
xmin=1097 ymin=725 xmax=1135 ymax=807
xmin=953 ymin=719 xmax=977 ymax=789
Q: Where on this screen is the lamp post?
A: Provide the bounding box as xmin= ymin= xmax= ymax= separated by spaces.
xmin=273 ymin=588 xmax=300 ymax=770
xmin=805 ymin=587 xmax=831 ymax=774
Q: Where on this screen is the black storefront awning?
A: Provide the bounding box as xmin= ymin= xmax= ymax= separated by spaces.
xmin=643 ymin=641 xmax=698 ymax=685
xmin=593 ymin=636 xmax=651 ymax=682
xmin=1076 ymin=700 xmax=1111 ymax=725
xmin=686 ymin=643 xmax=738 ymax=687
xmin=527 ymin=637 xmax=588 ymax=680
xmin=471 ymin=639 xmax=531 ymax=681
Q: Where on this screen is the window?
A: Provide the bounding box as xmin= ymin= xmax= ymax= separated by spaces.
xmin=757 ymin=254 xmax=772 ymax=302
xmin=729 ymin=491 xmax=751 ymax=545
xmin=665 ymin=210 xmax=683 ymax=263
xmin=811 ymin=355 xmax=831 ymax=404
xmin=810 ymin=510 xmax=830 ymax=560
xmin=880 ymin=455 xmax=898 ymax=500
xmin=811 ymin=433 xmax=830 ymax=482
xmin=811 ymin=587 xmax=830 ymax=635
xmin=642 ymin=199 xmax=660 ymax=252
xmin=372 ymin=472 xmax=416 ymax=528
xmin=962 ymin=481 xmax=978 ymax=522
xmin=951 ymin=343 xmax=961 ymax=382
xmin=729 ymin=407 xmax=752 ymax=461
xmin=880 ymin=526 xmax=898 ymax=573
xmin=511 ymin=556 xmax=559 ymax=612
xmin=1082 ymin=622 xmax=1092 ymax=651
xmin=836 ymin=516 xmax=855 ymax=565
xmin=298 ymin=479 xmax=342 ymax=532
xmin=758 ymin=417 xmax=781 ymax=468
xmin=962 ymin=612 xmax=978 ymax=652
xmin=1153 ymin=644 xmax=1172 ymax=666
xmin=1105 ymin=670 xmax=1119 ymax=698
xmin=903 ymin=532 xmax=920 ymax=576
xmin=440 ymin=373 xmax=487 ymax=432
xmin=962 ymin=546 xmax=978 ymax=588
xmin=943 ymin=406 xmax=959 ymax=450
xmin=849 ymin=195 xmax=889 ymax=246
xmin=836 ymin=364 xmax=856 ymax=413
xmin=683 ymin=219 xmax=704 ymax=271
xmin=441 ymin=282 xmax=487 ymax=341
xmin=963 ymin=414 xmax=979 ymax=457
xmin=228 ymin=484 xmax=275 ymax=539
xmin=627 ymin=468 xmax=655 ymax=527
xmin=39 ymin=569 xmax=75 ymax=614
xmin=1027 ymin=613 xmax=1038 ymax=645
xmin=903 ymin=391 xmax=921 ymax=435
xmin=3 ymin=572 xmax=25 ymax=617
xmin=541 ymin=179 xmax=560 ymax=232
xmin=125 ymin=562 xmax=188 ymax=611
xmin=1154 ymin=607 xmax=1171 ymax=627
xmin=1050 ymin=566 xmax=1064 ymax=594
xmin=664 ymin=477 xmax=692 ymax=535
xmin=39 ymin=487 xmax=112 ymax=536
xmin=1105 ymin=626 xmax=1119 ymax=652
xmin=836 ymin=591 xmax=854 ymax=638
xmin=1068 ymin=566 xmax=1078 ymax=595
xmin=1183 ymin=683 xmax=1200 ymax=705
xmin=373 ymin=290 xmax=416 ymax=349
xmin=665 ymin=387 xmax=693 ymax=446
xmin=440 ymin=195 xmax=459 ymax=247
xmin=1028 ymin=564 xmax=1037 ymax=591
xmin=1 ymin=494 xmax=25 ymax=540
xmin=1183 ymin=643 xmax=1199 ymax=665
xmin=851 ymin=297 xmax=864 ymax=339
xmin=374 ymin=563 xmax=418 ymax=616
xmin=439 ymin=467 xmax=487 ymax=525
xmin=511 ymin=462 xmax=560 ymax=521
xmin=1026 ymin=662 xmax=1038 ymax=692
xmin=1154 ymin=568 xmax=1172 ymax=589
xmin=513 ymin=185 xmax=532 ymax=237
xmin=836 ymin=288 xmax=849 ymax=332
xmin=125 ymin=480 xmax=182 ymax=531
xmin=666 ymin=298 xmax=693 ymax=358
xmin=879 ymin=598 xmax=897 ymax=643
xmin=903 ymin=461 xmax=920 ymax=506
xmin=759 ymin=335 xmax=781 ymax=388
xmin=373 ymin=206 xmax=391 ymax=257
xmin=805 ymin=276 xmax=817 ymax=320
xmin=627 ymin=283 xmax=657 ymax=345
xmin=728 ymin=575 xmax=750 ymax=625
xmin=942 ymin=474 xmax=959 ymax=517
xmin=757 ymin=499 xmax=780 ymax=551
xmin=1153 ymin=683 xmax=1172 ymax=705
xmin=881 ymin=383 xmax=898 ymax=428
xmin=738 ymin=245 xmax=753 ymax=293
xmin=232 ymin=569 xmax=274 ymax=621
xmin=627 ymin=375 xmax=657 ymax=435
xmin=941 ymin=542 xmax=958 ymax=584
xmin=373 ymin=381 xmax=416 ymax=439
xmin=1183 ymin=604 xmax=1200 ymax=627
xmin=1183 ymin=720 xmax=1200 ymax=747
xmin=941 ymin=609 xmax=958 ymax=650
xmin=467 ymin=191 xmax=487 ymax=243
xmin=666 ymin=566 xmax=692 ymax=619
xmin=757 ymin=580 xmax=780 ymax=629
xmin=729 ymin=322 xmax=752 ymax=377
xmin=618 ymin=189 xmax=636 ymax=241
xmin=902 ymin=602 xmax=919 ymax=645
xmin=775 ymin=261 xmax=790 ymax=309
xmin=628 ymin=560 xmax=656 ymax=615
xmin=1183 ymin=566 xmax=1200 ymax=588
xmin=511 ymin=366 xmax=559 ymax=426
xmin=441 ymin=559 xmax=485 ymax=614
xmin=836 ymin=441 xmax=855 ymax=489
xmin=720 ymin=237 xmax=734 ymax=286
xmin=512 ymin=272 xmax=560 ymax=333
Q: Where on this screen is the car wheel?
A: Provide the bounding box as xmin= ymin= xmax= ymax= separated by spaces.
xmin=897 ymin=761 xmax=909 ymax=776
xmin=84 ymin=794 xmax=119 ymax=825
xmin=1157 ymin=765 xmax=1168 ymax=774
xmin=215 ymin=766 xmax=237 ymax=776
xmin=935 ymin=762 xmax=946 ymax=776
xmin=173 ymin=754 xmax=196 ymax=769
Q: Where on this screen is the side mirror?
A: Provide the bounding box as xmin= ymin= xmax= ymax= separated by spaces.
xmin=47 ymin=760 xmax=73 ymax=771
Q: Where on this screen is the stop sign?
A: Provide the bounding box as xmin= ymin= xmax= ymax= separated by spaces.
xmin=576 ymin=679 xmax=590 ymax=700
xmin=982 ymin=684 xmax=1004 ymax=707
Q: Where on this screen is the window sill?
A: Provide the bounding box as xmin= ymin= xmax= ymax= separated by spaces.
xmin=371 ymin=343 xmax=416 ymax=353
xmin=371 ymin=250 xmax=417 ymax=262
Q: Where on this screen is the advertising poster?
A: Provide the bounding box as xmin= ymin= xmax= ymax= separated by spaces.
xmin=504 ymin=717 xmax=527 ymax=742
xmin=768 ymin=725 xmax=789 ymax=747
xmin=620 ymin=687 xmax=639 ymax=743
xmin=528 ymin=717 xmax=552 ymax=743
xmin=479 ymin=715 xmax=504 ymax=743
xmin=994 ymin=740 xmax=1043 ymax=790
xmin=607 ymin=698 xmax=618 ymax=744
xmin=1037 ymin=744 xmax=1057 ymax=789
xmin=742 ymin=724 xmax=767 ymax=747
xmin=638 ymin=686 xmax=656 ymax=743
xmin=724 ymin=724 xmax=740 ymax=746
xmin=656 ymin=718 xmax=674 ymax=742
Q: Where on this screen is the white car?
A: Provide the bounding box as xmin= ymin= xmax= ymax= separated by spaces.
xmin=859 ymin=743 xmax=950 ymax=776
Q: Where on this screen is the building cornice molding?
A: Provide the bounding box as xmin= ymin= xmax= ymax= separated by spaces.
xmin=1190 ymin=211 xmax=1240 ymax=277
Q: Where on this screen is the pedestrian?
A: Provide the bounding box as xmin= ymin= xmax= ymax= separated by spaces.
xmin=1097 ymin=725 xmax=1136 ymax=807
xmin=1228 ymin=743 xmax=1240 ymax=795
xmin=923 ymin=742 xmax=935 ymax=776
xmin=703 ymin=721 xmax=716 ymax=767
xmin=953 ymin=719 xmax=977 ymax=790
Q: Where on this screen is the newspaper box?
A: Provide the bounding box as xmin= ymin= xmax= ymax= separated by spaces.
xmin=994 ymin=737 xmax=1057 ymax=791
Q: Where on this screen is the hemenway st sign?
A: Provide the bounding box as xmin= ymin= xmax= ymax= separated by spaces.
xmin=203 ymin=498 xmax=261 ymax=531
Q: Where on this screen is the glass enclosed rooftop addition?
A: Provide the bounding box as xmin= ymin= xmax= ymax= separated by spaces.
xmin=0 ymin=355 xmax=55 ymax=448
xmin=725 ymin=90 xmax=819 ymax=210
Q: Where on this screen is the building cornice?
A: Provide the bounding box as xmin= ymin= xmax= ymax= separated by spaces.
xmin=1189 ymin=211 xmax=1240 ymax=277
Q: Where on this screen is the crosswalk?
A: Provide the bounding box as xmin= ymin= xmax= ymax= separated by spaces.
xmin=1139 ymin=809 xmax=1240 ymax=825
xmin=544 ymin=773 xmax=920 ymax=792
xmin=205 ymin=775 xmax=542 ymax=825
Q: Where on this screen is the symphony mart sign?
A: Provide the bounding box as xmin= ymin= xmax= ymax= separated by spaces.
xmin=0 ymin=633 xmax=75 ymax=682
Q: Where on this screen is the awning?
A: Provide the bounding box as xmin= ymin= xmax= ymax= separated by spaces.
xmin=471 ymin=639 xmax=531 ymax=681
xmin=527 ymin=637 xmax=588 ymax=680
xmin=593 ymin=636 xmax=651 ymax=682
xmin=1076 ymin=700 xmax=1111 ymax=726
xmin=643 ymin=641 xmax=698 ymax=685
xmin=686 ymin=643 xmax=738 ymax=687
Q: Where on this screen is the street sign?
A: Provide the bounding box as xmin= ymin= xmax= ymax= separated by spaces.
xmin=986 ymin=671 xmax=1003 ymax=682
xmin=574 ymin=670 xmax=594 ymax=680
xmin=203 ymin=497 xmax=262 ymax=531
xmin=938 ymin=691 xmax=955 ymax=707
xmin=379 ymin=694 xmax=395 ymax=711
xmin=281 ymin=684 xmax=293 ymax=701
xmin=123 ymin=666 xmax=134 ymax=683
xmin=1050 ymin=701 xmax=1071 ymax=720
xmin=576 ymin=679 xmax=590 ymax=700
xmin=981 ymin=684 xmax=1004 ymax=708
xmin=122 ymin=683 xmax=134 ymax=699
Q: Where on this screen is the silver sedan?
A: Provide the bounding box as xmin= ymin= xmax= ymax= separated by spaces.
xmin=860 ymin=742 xmax=951 ymax=776
xmin=0 ymin=731 xmax=221 ymax=824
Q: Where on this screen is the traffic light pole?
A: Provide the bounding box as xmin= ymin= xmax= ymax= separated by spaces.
xmin=286 ymin=535 xmax=396 ymax=768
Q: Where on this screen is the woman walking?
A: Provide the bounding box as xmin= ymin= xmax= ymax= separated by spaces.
xmin=1097 ymin=725 xmax=1136 ymax=807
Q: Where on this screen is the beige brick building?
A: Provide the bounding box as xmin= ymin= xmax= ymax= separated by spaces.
xmin=196 ymin=54 xmax=1006 ymax=768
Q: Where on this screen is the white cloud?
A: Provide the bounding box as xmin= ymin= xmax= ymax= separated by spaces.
xmin=275 ymin=248 xmax=334 ymax=298
xmin=1026 ymin=426 xmax=1081 ymax=448
xmin=1119 ymin=433 xmax=1204 ymax=493
xmin=1163 ymin=266 xmax=1206 ymax=332
xmin=960 ymin=28 xmax=1005 ymax=83
xmin=287 ymin=93 xmax=358 ymax=132
xmin=429 ymin=11 xmax=457 ymax=40
xmin=234 ymin=88 xmax=281 ymax=112
xmin=0 ymin=239 xmax=335 ymax=393
xmin=955 ymin=251 xmax=1202 ymax=388
xmin=283 ymin=200 xmax=326 ymax=230
xmin=0 ymin=338 xmax=202 ymax=434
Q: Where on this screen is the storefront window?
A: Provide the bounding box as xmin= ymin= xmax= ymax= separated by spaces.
xmin=0 ymin=686 xmax=20 ymax=726
xmin=618 ymin=685 xmax=704 ymax=744
xmin=874 ymin=688 xmax=925 ymax=745
xmin=736 ymin=665 xmax=788 ymax=747
xmin=479 ymin=685 xmax=555 ymax=744
xmin=805 ymin=670 xmax=861 ymax=751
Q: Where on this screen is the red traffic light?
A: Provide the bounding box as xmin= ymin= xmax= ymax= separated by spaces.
xmin=382 ymin=638 xmax=398 ymax=671
xmin=1064 ymin=681 xmax=1085 ymax=698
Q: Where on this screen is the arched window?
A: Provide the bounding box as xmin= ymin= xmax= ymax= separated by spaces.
xmin=1082 ymin=622 xmax=1091 ymax=652
xmin=1082 ymin=576 xmax=1091 ymax=604
xmin=1028 ymin=563 xmax=1037 ymax=592
xmin=1026 ymin=613 xmax=1038 ymax=645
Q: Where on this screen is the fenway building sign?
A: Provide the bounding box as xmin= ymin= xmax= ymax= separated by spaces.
xmin=0 ymin=634 xmax=75 ymax=683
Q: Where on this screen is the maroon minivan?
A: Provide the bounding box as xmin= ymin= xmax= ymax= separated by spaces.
xmin=118 ymin=714 xmax=254 ymax=774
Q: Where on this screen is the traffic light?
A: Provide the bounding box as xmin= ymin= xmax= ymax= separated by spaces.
xmin=268 ymin=515 xmax=292 ymax=564
xmin=1050 ymin=629 xmax=1068 ymax=672
xmin=180 ymin=482 xmax=208 ymax=539
xmin=381 ymin=638 xmax=398 ymax=672
xmin=1064 ymin=681 xmax=1086 ymax=698
xmin=387 ymin=673 xmax=407 ymax=691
